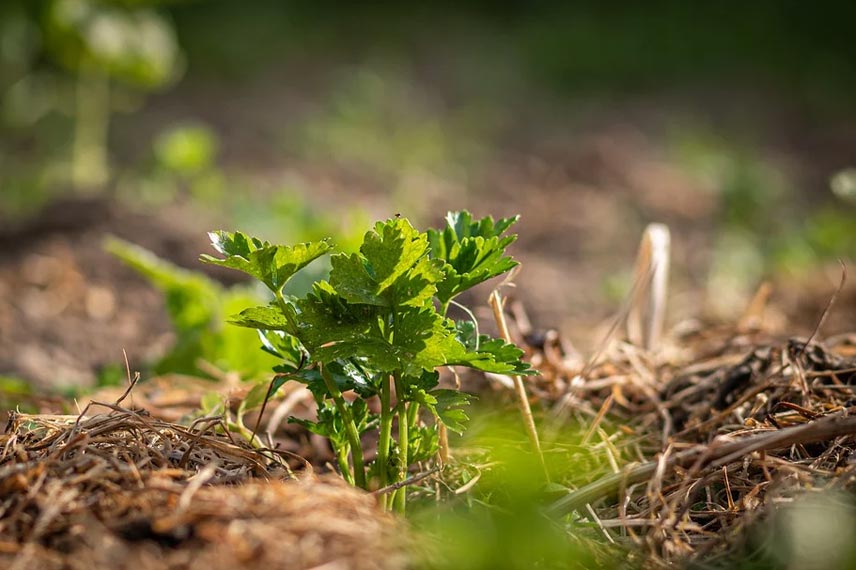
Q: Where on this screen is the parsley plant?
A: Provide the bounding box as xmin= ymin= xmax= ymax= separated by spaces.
xmin=201 ymin=212 xmax=535 ymax=512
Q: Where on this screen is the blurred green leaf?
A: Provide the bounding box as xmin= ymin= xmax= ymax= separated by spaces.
xmin=431 ymin=389 xmax=474 ymax=435
xmin=106 ymin=235 xmax=279 ymax=377
xmin=45 ymin=0 xmax=183 ymax=89
xmin=154 ymin=123 xmax=219 ymax=176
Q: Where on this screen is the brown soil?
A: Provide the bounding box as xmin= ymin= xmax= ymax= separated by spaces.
xmin=0 ymin=197 xmax=243 ymax=390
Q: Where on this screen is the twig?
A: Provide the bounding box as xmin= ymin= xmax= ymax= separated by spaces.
xmin=372 ymin=466 xmax=441 ymax=496
xmin=794 ymin=259 xmax=846 ymax=362
xmin=115 ymin=349 xmax=140 ymax=407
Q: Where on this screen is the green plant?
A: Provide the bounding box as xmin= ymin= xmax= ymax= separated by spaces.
xmin=201 ymin=211 xmax=536 ymax=512
xmin=106 ymin=236 xmax=278 ymax=379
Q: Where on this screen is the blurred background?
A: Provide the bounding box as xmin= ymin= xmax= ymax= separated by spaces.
xmin=1 ymin=0 xmax=855 ymax=391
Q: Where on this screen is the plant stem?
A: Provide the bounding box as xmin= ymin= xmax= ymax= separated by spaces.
xmin=439 ymin=300 xmax=450 ymax=317
xmin=320 ymin=364 xmax=367 ymax=489
xmin=407 ymin=400 xmax=420 ymax=430
xmin=393 ymin=374 xmax=409 ymax=514
xmin=336 ymin=445 xmax=355 ymax=486
xmin=377 ymin=374 xmax=394 ymax=509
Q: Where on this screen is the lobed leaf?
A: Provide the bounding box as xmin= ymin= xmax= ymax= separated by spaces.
xmin=448 ymin=336 xmax=538 ymax=375
xmin=330 ymin=218 xmax=442 ymax=308
xmin=282 ymin=360 xmax=377 ymax=401
xmin=427 ymin=211 xmax=520 ymax=303
xmin=201 ymin=230 xmax=332 ymax=293
xmin=431 ymin=389 xmax=475 ymax=434
xmin=229 ymin=304 xmax=294 ymax=332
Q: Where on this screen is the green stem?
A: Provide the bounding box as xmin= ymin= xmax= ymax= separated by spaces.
xmin=377 ymin=374 xmax=394 ymax=509
xmin=407 ymin=400 xmax=420 ymax=428
xmin=393 ymin=375 xmax=409 ymax=514
xmin=335 ymin=445 xmax=354 ymax=485
xmin=320 ymin=364 xmax=367 ymax=489
xmin=439 ymin=300 xmax=450 ymax=317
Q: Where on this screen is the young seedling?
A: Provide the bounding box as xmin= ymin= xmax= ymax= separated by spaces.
xmin=201 ymin=212 xmax=536 ymax=513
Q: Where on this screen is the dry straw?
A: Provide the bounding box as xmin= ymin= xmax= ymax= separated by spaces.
xmin=0 ymin=405 xmax=406 ymax=570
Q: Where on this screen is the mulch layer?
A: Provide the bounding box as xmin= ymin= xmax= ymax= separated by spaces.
xmin=0 ymin=402 xmax=406 ymax=570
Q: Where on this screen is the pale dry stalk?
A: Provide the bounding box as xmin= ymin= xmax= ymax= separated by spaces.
xmin=489 ymin=289 xmax=549 ymax=482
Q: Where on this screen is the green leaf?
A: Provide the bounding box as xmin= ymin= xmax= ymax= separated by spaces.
xmin=107 ymin=236 xmax=219 ymax=331
xmin=447 ymin=210 xmax=518 ymax=241
xmin=398 ymin=310 xmax=471 ymax=375
xmin=258 ymin=330 xmax=304 ymax=368
xmin=108 ymin=236 xmax=281 ymax=378
xmin=201 ymin=230 xmax=332 ymax=293
xmin=454 ymin=320 xmax=479 ymax=351
xmin=453 ymin=336 xmax=538 ymax=375
xmin=229 ymin=304 xmax=294 ymax=331
xmin=350 ymin=398 xmax=379 ymax=435
xmin=408 ymin=424 xmax=440 ymax=464
xmin=284 ymin=360 xmax=375 ymax=401
xmin=330 ymin=218 xmax=442 ymax=307
xmin=290 ymin=401 xmax=345 ymax=446
xmin=427 ymin=211 xmax=520 ymax=303
xmin=241 ymin=375 xmax=290 ymax=412
xmin=289 ymin=398 xmax=377 ymax=445
xmin=298 ymin=282 xmax=477 ymax=376
xmin=295 ymin=281 xmax=386 ymax=360
xmin=432 ymin=389 xmax=475 ymax=434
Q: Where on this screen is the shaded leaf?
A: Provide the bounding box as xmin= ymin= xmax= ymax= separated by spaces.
xmin=432 ymin=389 xmax=475 ymax=434
xmin=229 ymin=304 xmax=294 ymax=331
xmin=258 ymin=330 xmax=304 ymax=368
xmin=454 ymin=320 xmax=479 ymax=351
xmin=409 ymin=424 xmax=440 ymax=464
xmin=241 ymin=375 xmax=290 ymax=412
xmin=282 ymin=360 xmax=375 ymax=401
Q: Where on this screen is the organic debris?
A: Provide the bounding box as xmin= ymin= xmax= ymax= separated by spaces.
xmin=535 ymin=318 xmax=856 ymax=565
xmin=0 ymin=405 xmax=406 ymax=570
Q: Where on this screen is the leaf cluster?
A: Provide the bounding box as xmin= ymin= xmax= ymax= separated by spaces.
xmin=200 ymin=212 xmax=534 ymax=497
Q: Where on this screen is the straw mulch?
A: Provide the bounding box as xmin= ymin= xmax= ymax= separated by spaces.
xmin=0 ymin=404 xmax=407 ymax=570
xmin=534 ymin=316 xmax=856 ymax=566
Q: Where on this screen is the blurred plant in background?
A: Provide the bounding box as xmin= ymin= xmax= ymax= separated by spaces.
xmin=117 ymin=121 xmax=224 ymax=205
xmin=292 ymin=67 xmax=497 ymax=221
xmin=1 ymin=0 xmax=854 ymax=376
xmin=105 ymin=236 xmax=277 ymax=379
xmin=1 ymin=0 xmax=182 ymax=204
xmin=671 ymin=131 xmax=855 ymax=316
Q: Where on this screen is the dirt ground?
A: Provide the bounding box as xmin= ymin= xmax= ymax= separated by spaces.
xmin=0 ymin=175 xmax=854 ymax=391
xmin=0 ymin=197 xmax=238 ymax=389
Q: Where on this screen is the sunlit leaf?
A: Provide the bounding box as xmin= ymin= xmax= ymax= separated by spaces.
xmin=201 ymin=230 xmax=332 ymax=293
xmin=427 ymin=211 xmax=519 ymax=303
